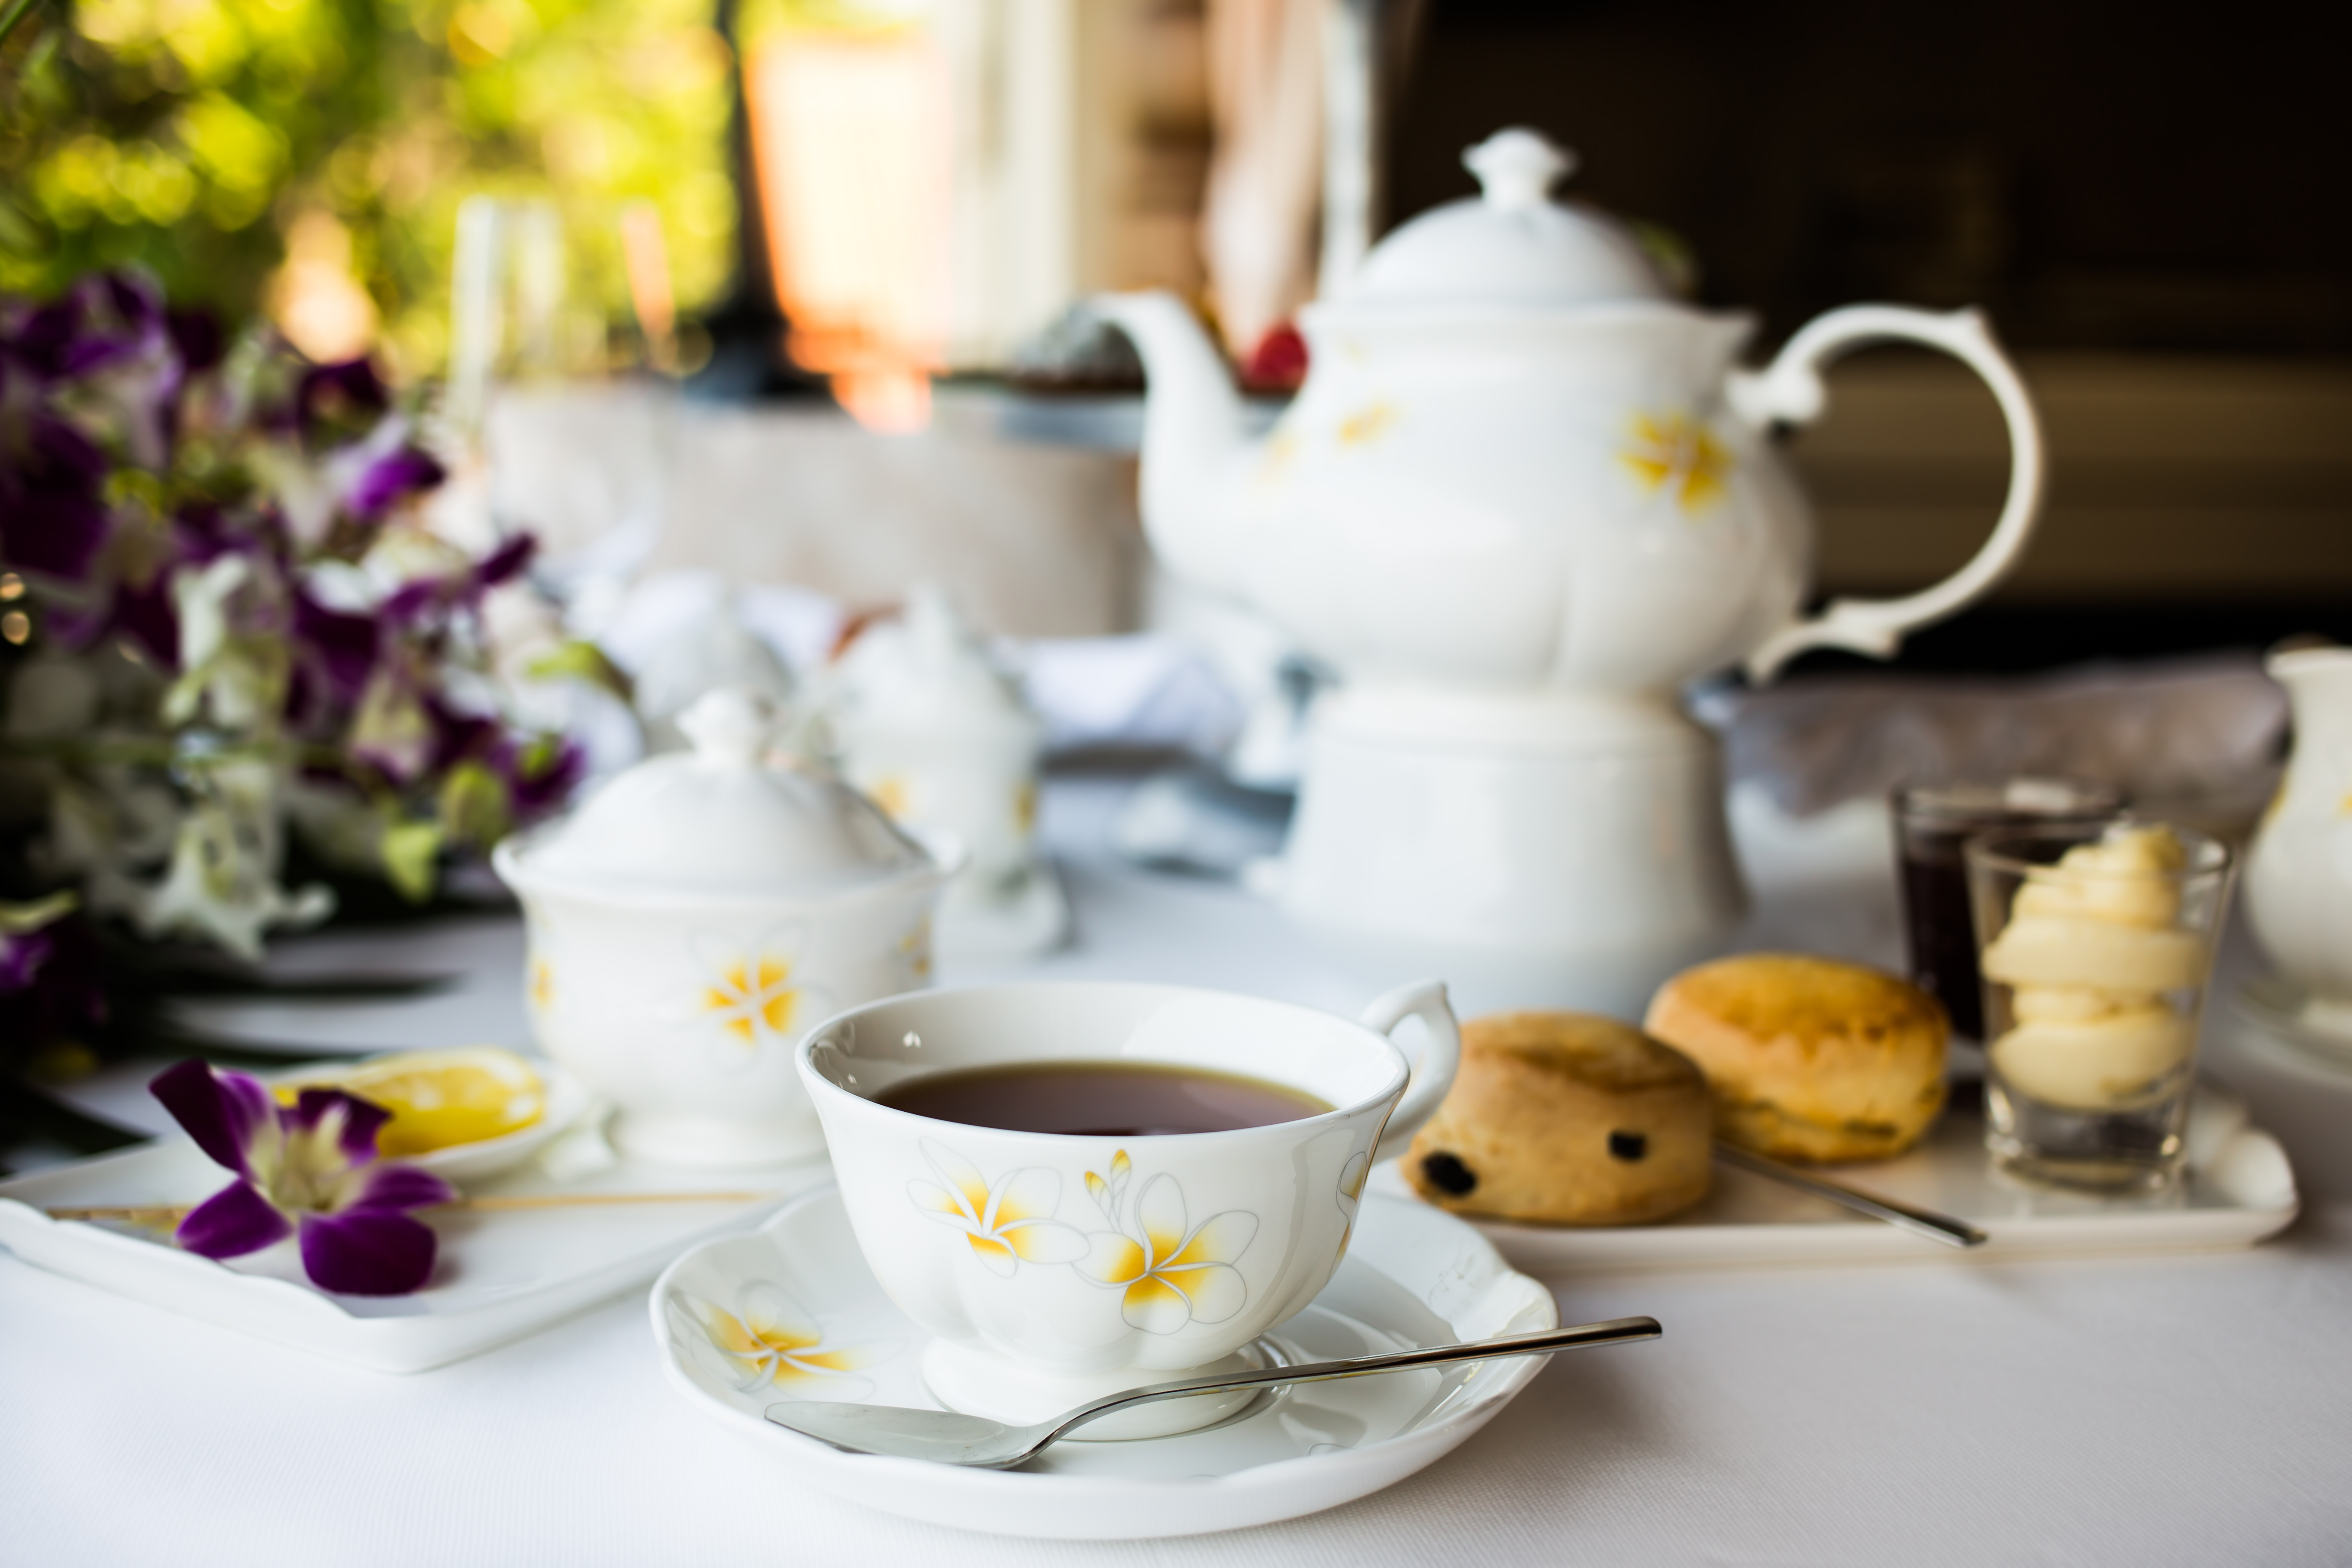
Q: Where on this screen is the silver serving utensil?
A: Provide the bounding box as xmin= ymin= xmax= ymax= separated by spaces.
xmin=1713 ymin=1140 xmax=1988 ymax=1248
xmin=763 ymin=1316 xmax=1662 ymax=1468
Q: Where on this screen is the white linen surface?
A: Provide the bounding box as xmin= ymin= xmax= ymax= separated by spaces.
xmin=7 ymin=778 xmax=2352 ymax=1566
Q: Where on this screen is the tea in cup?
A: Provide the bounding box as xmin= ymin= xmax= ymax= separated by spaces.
xmin=797 ymin=979 xmax=1460 ymax=1437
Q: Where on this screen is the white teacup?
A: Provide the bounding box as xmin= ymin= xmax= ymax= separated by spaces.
xmin=797 ymin=978 xmax=1460 ymax=1436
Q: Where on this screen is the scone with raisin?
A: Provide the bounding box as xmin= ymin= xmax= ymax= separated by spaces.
xmin=1644 ymin=953 xmax=1948 ymax=1163
xmin=1404 ymin=1012 xmax=1711 ymax=1226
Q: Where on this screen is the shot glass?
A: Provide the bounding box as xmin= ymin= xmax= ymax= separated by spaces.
xmin=1893 ymin=778 xmax=2127 ymax=1042
xmin=1966 ymin=821 xmax=2234 ymax=1192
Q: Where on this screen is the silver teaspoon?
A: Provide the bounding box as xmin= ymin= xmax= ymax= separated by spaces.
xmin=1713 ymin=1140 xmax=1988 ymax=1248
xmin=762 ymin=1316 xmax=1661 ymax=1469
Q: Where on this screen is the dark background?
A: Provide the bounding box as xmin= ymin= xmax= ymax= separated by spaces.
xmin=1391 ymin=0 xmax=2352 ymax=355
xmin=1384 ymin=0 xmax=2352 ymax=673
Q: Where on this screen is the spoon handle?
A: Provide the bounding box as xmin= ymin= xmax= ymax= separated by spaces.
xmin=1051 ymin=1316 xmax=1661 ymax=1443
xmin=1713 ymin=1140 xmax=1988 ymax=1249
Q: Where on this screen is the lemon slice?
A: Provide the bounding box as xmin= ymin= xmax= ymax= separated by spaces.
xmin=281 ymin=1047 xmax=547 ymax=1158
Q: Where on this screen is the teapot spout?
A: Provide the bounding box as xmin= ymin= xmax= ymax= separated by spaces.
xmin=1092 ymin=291 xmax=1255 ymax=595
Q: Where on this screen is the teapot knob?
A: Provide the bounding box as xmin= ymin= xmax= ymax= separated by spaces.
xmin=678 ymin=685 xmax=778 ymax=768
xmin=1463 ymin=128 xmax=1575 ymax=213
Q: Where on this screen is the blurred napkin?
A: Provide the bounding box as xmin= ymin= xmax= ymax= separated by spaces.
xmin=598 ymin=571 xmax=1247 ymax=758
xmin=1694 ymin=652 xmax=2288 ymax=819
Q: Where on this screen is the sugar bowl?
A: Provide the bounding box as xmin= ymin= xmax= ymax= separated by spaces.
xmin=493 ymin=686 xmax=951 ymax=1165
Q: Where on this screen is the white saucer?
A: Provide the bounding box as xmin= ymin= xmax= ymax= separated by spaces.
xmin=650 ymin=1186 xmax=1562 ymax=1539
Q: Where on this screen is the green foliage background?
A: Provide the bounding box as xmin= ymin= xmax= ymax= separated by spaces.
xmin=0 ymin=0 xmax=738 ymax=377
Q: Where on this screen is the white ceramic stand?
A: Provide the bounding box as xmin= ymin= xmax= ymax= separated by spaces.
xmin=1269 ymin=686 xmax=1747 ymax=1017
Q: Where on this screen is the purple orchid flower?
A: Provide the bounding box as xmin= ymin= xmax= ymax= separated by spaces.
xmin=290 ymin=358 xmax=390 ymax=449
xmin=0 ymin=913 xmax=106 ymax=1067
xmin=0 ymin=927 xmax=52 ymax=993
xmin=149 ymin=1060 xmax=456 ymax=1296
xmin=109 ymin=570 xmax=180 ymax=666
xmin=496 ymin=732 xmax=586 ymax=819
xmin=0 ymin=274 xmax=163 ymax=384
xmin=0 ymin=413 xmax=113 ymax=583
xmin=382 ymin=532 xmax=536 ymax=628
xmin=292 ymin=587 xmax=382 ymax=700
xmin=345 ymin=443 xmax=447 ymax=521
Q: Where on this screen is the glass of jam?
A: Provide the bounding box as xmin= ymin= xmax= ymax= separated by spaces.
xmin=1892 ymin=778 xmax=2127 ymax=1042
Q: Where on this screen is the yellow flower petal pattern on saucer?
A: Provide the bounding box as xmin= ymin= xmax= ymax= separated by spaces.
xmin=277 ymin=1047 xmax=545 ymax=1158
xmin=682 ymin=1281 xmax=898 ymax=1401
xmin=672 ymin=1279 xmax=908 ymax=1401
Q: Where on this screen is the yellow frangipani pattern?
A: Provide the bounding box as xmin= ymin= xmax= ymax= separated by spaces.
xmin=897 ymin=914 xmax=933 ymax=983
xmin=1336 ymin=401 xmax=1398 ymax=447
xmin=703 ymin=955 xmax=800 ymax=1045
xmin=869 ymin=775 xmax=910 ymax=821
xmin=1621 ymin=411 xmax=1732 ymax=513
xmin=1076 ymin=1155 xmax=1259 ymax=1334
xmin=908 ymin=1139 xmax=1089 ymax=1276
xmin=1084 ymin=1148 xmax=1132 ymax=1220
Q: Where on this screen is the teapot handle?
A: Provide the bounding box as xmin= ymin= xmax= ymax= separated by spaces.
xmin=1730 ymin=305 xmax=2045 ymax=682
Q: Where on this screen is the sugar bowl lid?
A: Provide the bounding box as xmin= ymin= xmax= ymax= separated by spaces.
xmin=499 ymin=686 xmax=932 ymax=898
xmin=830 ymin=583 xmax=1038 ymax=736
xmin=1335 ymin=127 xmax=1671 ymax=310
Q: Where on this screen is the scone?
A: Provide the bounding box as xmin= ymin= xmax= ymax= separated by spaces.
xmin=1404 ymin=1012 xmax=1711 ymax=1225
xmin=1644 ymin=954 xmax=1948 ymax=1163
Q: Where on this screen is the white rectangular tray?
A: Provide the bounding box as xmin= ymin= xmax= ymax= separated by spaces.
xmin=0 ymin=1139 xmax=835 ymax=1373
xmin=1371 ymin=1098 xmax=2299 ymax=1274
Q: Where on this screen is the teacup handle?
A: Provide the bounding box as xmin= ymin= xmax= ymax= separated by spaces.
xmin=1730 ymin=304 xmax=2046 ymax=682
xmin=1359 ymin=980 xmax=1462 ymax=1165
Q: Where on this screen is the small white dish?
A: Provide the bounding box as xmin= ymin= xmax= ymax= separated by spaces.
xmin=1380 ymin=1088 xmax=2297 ymax=1274
xmin=268 ymin=1056 xmax=596 ymax=1184
xmin=0 ymin=1141 xmax=830 ymax=1373
xmin=651 ymin=1186 xmax=1561 ymax=1540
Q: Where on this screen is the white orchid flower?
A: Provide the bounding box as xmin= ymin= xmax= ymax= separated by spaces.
xmin=164 ymin=554 xmax=287 ymax=730
xmin=133 ymin=760 xmax=332 ymax=961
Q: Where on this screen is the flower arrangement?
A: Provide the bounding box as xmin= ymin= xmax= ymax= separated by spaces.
xmin=0 ymin=271 xmax=590 ymax=1078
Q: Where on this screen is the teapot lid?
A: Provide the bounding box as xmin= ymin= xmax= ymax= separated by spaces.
xmin=505 ymin=686 xmax=930 ymax=896
xmin=1337 ymin=128 xmax=1671 ymax=309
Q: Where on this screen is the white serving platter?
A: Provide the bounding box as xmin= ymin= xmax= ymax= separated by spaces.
xmin=0 ymin=1134 xmax=832 ymax=1373
xmin=654 ymin=1187 xmax=1565 ymax=1540
xmin=1371 ymin=1091 xmax=2298 ymax=1274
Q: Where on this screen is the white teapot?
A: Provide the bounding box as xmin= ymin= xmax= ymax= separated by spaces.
xmin=1098 ymin=128 xmax=2046 ymax=1013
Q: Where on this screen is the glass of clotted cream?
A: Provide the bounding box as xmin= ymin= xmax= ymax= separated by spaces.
xmin=1966 ymin=821 xmax=2236 ymax=1192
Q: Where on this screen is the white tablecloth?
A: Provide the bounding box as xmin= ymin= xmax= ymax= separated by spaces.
xmin=8 ymin=777 xmax=2352 ymax=1566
